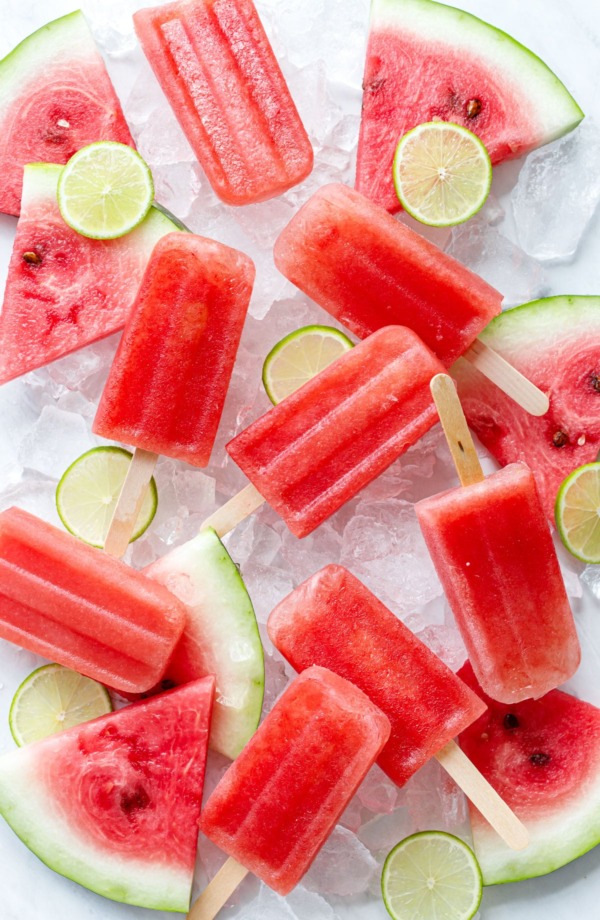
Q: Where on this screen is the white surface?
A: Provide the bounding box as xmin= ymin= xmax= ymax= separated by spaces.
xmin=0 ymin=1 xmax=600 ymax=919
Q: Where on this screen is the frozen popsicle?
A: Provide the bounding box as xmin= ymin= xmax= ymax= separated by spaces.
xmin=416 ymin=374 xmax=580 ymax=703
xmin=268 ymin=564 xmax=529 ymax=851
xmin=0 ymin=506 xmax=186 ymax=693
xmin=203 ymin=325 xmax=445 ymax=539
xmin=189 ymin=666 xmax=390 ymax=918
xmin=274 ymin=184 xmax=548 ymax=415
xmin=133 ymin=0 xmax=313 ymax=206
xmin=92 ymin=232 xmax=254 ymax=557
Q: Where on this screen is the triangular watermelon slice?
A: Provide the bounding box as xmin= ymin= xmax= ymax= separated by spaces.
xmin=356 ymin=0 xmax=584 ymax=212
xmin=0 ymin=10 xmax=134 ymax=216
xmin=0 ymin=676 xmax=215 ymax=912
xmin=452 ymin=296 xmax=600 ymax=521
xmin=458 ymin=662 xmax=600 ymax=885
xmin=0 ymin=163 xmax=183 ymax=386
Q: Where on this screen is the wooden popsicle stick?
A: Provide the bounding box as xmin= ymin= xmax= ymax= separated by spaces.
xmin=435 ymin=740 xmax=529 ymax=850
xmin=200 ymin=482 xmax=265 ymax=538
xmin=187 ymin=858 xmax=248 ymax=920
xmin=103 ymin=448 xmax=158 ymax=558
xmin=463 ymin=339 xmax=549 ymax=417
xmin=430 ymin=374 xmax=485 ymax=487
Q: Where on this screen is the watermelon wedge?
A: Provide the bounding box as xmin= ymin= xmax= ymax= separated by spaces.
xmin=0 ymin=163 xmax=182 ymax=386
xmin=357 ymin=0 xmax=584 ymax=213
xmin=0 ymin=677 xmax=215 ymax=912
xmin=145 ymin=527 xmax=265 ymax=761
xmin=458 ymin=662 xmax=600 ymax=885
xmin=0 ymin=11 xmax=134 ymax=216
xmin=452 ymin=296 xmax=600 ymax=520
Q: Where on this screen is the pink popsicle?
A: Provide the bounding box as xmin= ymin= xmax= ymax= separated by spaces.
xmin=274 ymin=183 xmax=502 ymax=366
xmin=415 ymin=463 xmax=581 ymax=703
xmin=0 ymin=507 xmax=186 ymax=693
xmin=226 ymin=325 xmax=445 ymax=537
xmin=268 ymin=564 xmax=486 ymax=787
xmin=199 ymin=666 xmax=390 ymax=894
xmin=93 ymin=232 xmax=254 ymax=466
xmin=134 ymin=0 xmax=313 ymax=205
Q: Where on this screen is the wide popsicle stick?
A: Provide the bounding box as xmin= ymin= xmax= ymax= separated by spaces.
xmin=435 ymin=740 xmax=529 ymax=850
xmin=431 ymin=373 xmax=484 ymax=487
xmin=200 ymin=482 xmax=265 ymax=537
xmin=103 ymin=448 xmax=158 ymax=558
xmin=187 ymin=858 xmax=248 ymax=920
xmin=463 ymin=339 xmax=549 ymax=417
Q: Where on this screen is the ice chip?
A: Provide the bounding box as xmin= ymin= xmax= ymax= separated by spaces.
xmin=18 ymin=407 xmax=96 ymax=480
xmin=446 ymin=219 xmax=550 ymax=308
xmin=511 ymin=120 xmax=600 ymax=262
xmin=304 ymin=825 xmax=378 ymax=897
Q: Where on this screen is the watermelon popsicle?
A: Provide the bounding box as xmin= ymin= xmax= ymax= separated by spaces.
xmin=92 ymin=232 xmax=254 ymax=557
xmin=273 ymin=183 xmax=549 ymax=416
xmin=416 ymin=375 xmax=581 ymax=703
xmin=189 ymin=666 xmax=390 ymax=918
xmin=268 ymin=564 xmax=528 ymax=850
xmin=0 ymin=507 xmax=186 ymax=693
xmin=133 ymin=0 xmax=313 ymax=206
xmin=201 ymin=325 xmax=445 ymax=539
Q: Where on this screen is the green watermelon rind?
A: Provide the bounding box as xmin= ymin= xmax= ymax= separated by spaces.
xmin=475 ymin=295 xmax=600 ymax=353
xmin=146 ymin=527 xmax=265 ymax=760
xmin=0 ymin=743 xmax=191 ymax=912
xmin=23 ymin=163 xmax=182 ymax=244
xmin=370 ymin=0 xmax=583 ymax=145
xmin=0 ymin=12 xmax=96 ymax=106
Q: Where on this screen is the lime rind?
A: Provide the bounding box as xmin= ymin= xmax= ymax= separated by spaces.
xmin=57 ymin=141 xmax=154 ymax=240
xmin=393 ymin=121 xmax=492 ymax=227
xmin=262 ymin=324 xmax=354 ymax=405
xmin=9 ymin=664 xmax=112 ymax=747
xmin=555 ymin=462 xmax=600 ymax=563
xmin=56 ymin=446 xmax=158 ymax=548
xmin=381 ymin=830 xmax=483 ymax=920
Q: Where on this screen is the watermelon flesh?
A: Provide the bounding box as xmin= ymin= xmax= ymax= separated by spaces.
xmin=357 ymin=0 xmax=584 ymax=212
xmin=452 ymin=296 xmax=600 ymax=520
xmin=458 ymin=662 xmax=600 ymax=885
xmin=0 ymin=11 xmax=134 ymax=216
xmin=0 ymin=677 xmax=214 ymax=912
xmin=0 ymin=164 xmax=182 ymax=386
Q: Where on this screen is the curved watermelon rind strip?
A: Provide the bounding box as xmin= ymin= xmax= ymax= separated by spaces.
xmin=0 ymin=12 xmax=93 ymax=95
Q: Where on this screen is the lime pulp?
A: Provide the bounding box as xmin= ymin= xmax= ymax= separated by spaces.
xmin=262 ymin=324 xmax=354 ymax=404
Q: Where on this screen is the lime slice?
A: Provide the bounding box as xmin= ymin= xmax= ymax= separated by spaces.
xmin=9 ymin=664 xmax=112 ymax=746
xmin=555 ymin=462 xmax=600 ymax=563
xmin=381 ymin=831 xmax=483 ymax=920
xmin=56 ymin=446 xmax=158 ymax=548
xmin=262 ymin=325 xmax=354 ymax=404
xmin=393 ymin=122 xmax=492 ymax=227
xmin=57 ymin=141 xmax=154 ymax=239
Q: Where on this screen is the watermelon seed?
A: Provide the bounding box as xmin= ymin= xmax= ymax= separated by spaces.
xmin=466 ymin=98 xmax=482 ymax=118
xmin=552 ymin=431 xmax=569 ymax=448
xmin=120 ymin=783 xmax=151 ymax=814
xmin=22 ymin=251 xmax=41 ymax=265
xmin=503 ymin=713 xmax=519 ymax=730
xmin=591 ymin=374 xmax=600 ymax=392
xmin=529 ymin=752 xmax=551 ymax=766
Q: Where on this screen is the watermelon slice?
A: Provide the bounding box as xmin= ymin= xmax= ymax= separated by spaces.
xmin=0 ymin=11 xmax=134 ymax=216
xmin=0 ymin=163 xmax=182 ymax=386
xmin=0 ymin=677 xmax=214 ymax=912
xmin=357 ymin=0 xmax=584 ymax=213
xmin=145 ymin=527 xmax=265 ymax=761
xmin=458 ymin=662 xmax=600 ymax=885
xmin=452 ymin=296 xmax=600 ymax=521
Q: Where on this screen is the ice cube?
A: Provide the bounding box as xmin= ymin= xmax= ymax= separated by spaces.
xmin=359 ymin=806 xmax=413 ymax=855
xmin=511 ymin=120 xmax=600 ymax=262
xmin=18 ymin=407 xmax=97 ymax=480
xmin=340 ymin=498 xmax=443 ymax=615
xmin=304 ymin=825 xmax=378 ymax=896
xmin=405 ymin=759 xmax=470 ymax=837
xmin=356 ymin=765 xmax=398 ymax=815
xmin=222 ymin=883 xmax=338 ymax=920
xmin=0 ymin=480 xmax=61 ymax=528
xmin=417 ymin=623 xmax=468 ymax=672
xmin=446 ymin=219 xmax=550 ymax=307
